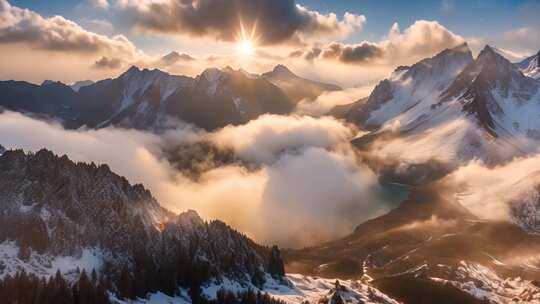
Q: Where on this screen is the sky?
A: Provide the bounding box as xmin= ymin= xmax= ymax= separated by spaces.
xmin=1 ymin=0 xmax=539 ymax=87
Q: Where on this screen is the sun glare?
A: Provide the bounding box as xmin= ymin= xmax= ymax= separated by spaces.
xmin=239 ymin=40 xmax=254 ymax=56
xmin=236 ymin=17 xmax=259 ymax=58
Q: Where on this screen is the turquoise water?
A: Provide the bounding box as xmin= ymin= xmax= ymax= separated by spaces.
xmin=379 ymin=181 xmax=412 ymax=208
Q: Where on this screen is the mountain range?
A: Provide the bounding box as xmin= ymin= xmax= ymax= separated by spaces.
xmin=0 ymin=65 xmax=339 ymax=131
xmin=2 ymin=42 xmax=540 ymax=304
xmin=339 ymin=43 xmax=540 ymax=184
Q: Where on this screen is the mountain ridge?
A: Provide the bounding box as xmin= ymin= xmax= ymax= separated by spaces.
xmin=0 ymin=148 xmax=285 ymax=301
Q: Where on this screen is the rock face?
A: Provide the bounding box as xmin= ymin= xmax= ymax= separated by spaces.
xmin=0 ymin=149 xmax=284 ymax=299
xmin=441 ymin=45 xmax=539 ymax=137
xmin=0 ymin=80 xmax=80 ymax=128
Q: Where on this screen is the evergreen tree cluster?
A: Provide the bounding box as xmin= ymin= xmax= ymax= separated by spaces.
xmin=0 ymin=269 xmax=109 ymax=304
xmin=113 ymin=244 xmax=212 ymax=301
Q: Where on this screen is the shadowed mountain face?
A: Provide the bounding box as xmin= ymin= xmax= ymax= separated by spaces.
xmin=440 ymin=45 xmax=539 ymax=137
xmin=0 ymin=66 xmax=300 ymax=131
xmin=0 ymin=65 xmax=340 ymax=132
xmin=0 ymin=80 xmax=80 ymax=128
xmin=163 ymin=67 xmax=293 ymax=130
xmin=77 ymin=66 xmax=294 ymax=131
xmin=284 ymin=185 xmax=540 ymax=303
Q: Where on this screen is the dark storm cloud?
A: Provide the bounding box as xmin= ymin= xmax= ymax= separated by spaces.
xmin=323 ymin=42 xmax=383 ymax=63
xmin=93 ymin=56 xmax=123 ymax=69
xmin=292 ymin=42 xmax=383 ymax=64
xmin=115 ymin=0 xmax=365 ymax=45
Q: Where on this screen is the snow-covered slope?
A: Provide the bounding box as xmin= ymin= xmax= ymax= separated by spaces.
xmin=111 ymin=274 xmax=400 ymax=304
xmin=70 ymin=80 xmax=95 ymax=92
xmin=516 ymin=50 xmax=540 ymax=80
xmin=349 ymin=44 xmax=540 ymax=174
xmin=346 ymin=43 xmax=473 ymax=129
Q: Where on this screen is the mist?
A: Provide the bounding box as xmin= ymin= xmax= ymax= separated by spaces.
xmin=295 ymin=87 xmax=372 ymax=116
xmin=0 ymin=111 xmax=396 ymax=248
xmin=442 ymin=155 xmax=540 ymax=229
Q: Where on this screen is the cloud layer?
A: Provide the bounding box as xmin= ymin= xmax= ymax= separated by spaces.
xmin=292 ymin=20 xmax=465 ymax=65
xmin=442 ymin=155 xmax=540 ymax=231
xmin=0 ymin=0 xmax=138 ymax=58
xmin=114 ymin=0 xmax=365 ymax=45
xmin=0 ymin=111 xmax=396 ymax=248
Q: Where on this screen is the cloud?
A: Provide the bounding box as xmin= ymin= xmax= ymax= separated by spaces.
xmin=80 ymin=18 xmax=114 ymax=35
xmin=208 ymin=114 xmax=356 ymax=163
xmin=0 ymin=0 xmax=139 ymax=58
xmin=440 ymin=0 xmax=454 ymax=12
xmin=93 ymin=56 xmax=124 ymax=69
xmin=293 ymin=20 xmax=465 ymax=65
xmin=295 ymin=87 xmax=373 ymax=116
xmin=468 ymin=26 xmax=540 ymax=61
xmin=0 ymin=111 xmax=395 ymax=248
xmin=320 ymin=41 xmax=383 ymax=64
xmin=467 ymin=2 xmax=540 ymax=58
xmin=114 ymin=0 xmax=365 ymax=45
xmin=442 ymin=155 xmax=540 ymax=231
xmin=90 ymin=0 xmax=109 ymax=9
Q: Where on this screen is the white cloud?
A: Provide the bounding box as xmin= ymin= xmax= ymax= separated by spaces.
xmin=443 ymin=155 xmax=540 ymax=230
xmin=90 ymin=0 xmax=109 ymax=9
xmin=0 ymin=111 xmax=394 ymax=248
xmin=295 ymin=87 xmax=372 ymax=116
xmin=293 ymin=20 xmax=465 ymax=66
xmin=0 ymin=0 xmax=138 ymax=58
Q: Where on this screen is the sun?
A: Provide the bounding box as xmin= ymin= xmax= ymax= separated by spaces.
xmin=239 ymin=40 xmax=254 ymax=57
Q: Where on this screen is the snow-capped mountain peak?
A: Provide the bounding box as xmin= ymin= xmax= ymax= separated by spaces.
xmin=121 ymin=65 xmax=141 ymax=79
xmin=70 ymin=80 xmax=94 ymax=92
xmin=346 ymin=43 xmax=473 ymax=128
xmin=517 ymin=49 xmax=540 ymax=80
xmin=271 ymin=64 xmax=296 ymax=78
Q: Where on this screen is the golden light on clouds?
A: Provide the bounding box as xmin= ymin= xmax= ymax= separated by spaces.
xmin=239 ymin=40 xmax=254 ymax=56
xmin=236 ymin=16 xmax=259 ymax=58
